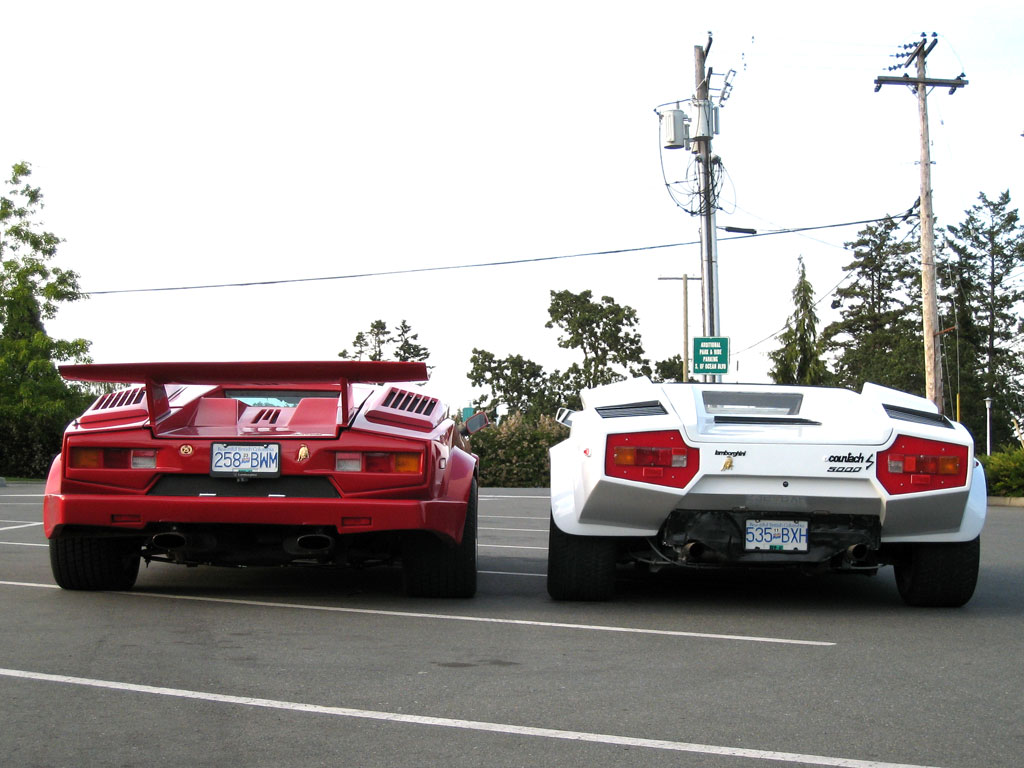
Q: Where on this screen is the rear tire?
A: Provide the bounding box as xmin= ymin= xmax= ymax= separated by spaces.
xmin=49 ymin=534 xmax=141 ymax=591
xmin=403 ymin=479 xmax=478 ymax=598
xmin=894 ymin=537 xmax=980 ymax=607
xmin=547 ymin=514 xmax=616 ymax=601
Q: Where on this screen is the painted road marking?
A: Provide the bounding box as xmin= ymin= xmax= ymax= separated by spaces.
xmin=0 ymin=580 xmax=834 ymax=646
xmin=479 ymin=570 xmax=545 ymax=578
xmin=480 ymin=495 xmax=549 ymax=500
xmin=0 ymin=522 xmax=43 ymax=532
xmin=480 ymin=527 xmax=548 ymax=533
xmin=0 ymin=541 xmax=47 ymax=548
xmin=481 ymin=518 xmax=552 ymax=524
xmin=0 ymin=668 xmax=935 ymax=768
xmin=479 ymin=544 xmax=547 ymax=551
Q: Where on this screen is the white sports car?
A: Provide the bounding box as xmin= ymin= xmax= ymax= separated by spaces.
xmin=548 ymin=378 xmax=986 ymax=606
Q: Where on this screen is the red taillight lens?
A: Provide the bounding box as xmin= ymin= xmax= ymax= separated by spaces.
xmin=877 ymin=436 xmax=969 ymax=495
xmin=335 ymin=451 xmax=422 ymax=473
xmin=68 ymin=447 xmax=137 ymax=469
xmin=605 ymin=431 xmax=699 ymax=489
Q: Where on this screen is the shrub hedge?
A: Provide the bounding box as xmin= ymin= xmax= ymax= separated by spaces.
xmin=979 ymin=448 xmax=1024 ymax=497
xmin=469 ymin=413 xmax=567 ymax=488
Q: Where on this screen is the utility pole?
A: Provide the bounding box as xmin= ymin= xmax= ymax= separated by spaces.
xmin=875 ymin=33 xmax=967 ymax=413
xmin=693 ymin=39 xmax=721 ymax=343
xmin=659 ymin=275 xmax=702 ymax=380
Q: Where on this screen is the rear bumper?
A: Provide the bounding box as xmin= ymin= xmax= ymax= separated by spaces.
xmin=44 ymin=493 xmax=468 ymax=543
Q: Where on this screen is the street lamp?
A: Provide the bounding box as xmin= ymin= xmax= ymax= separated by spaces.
xmin=984 ymin=397 xmax=993 ymax=455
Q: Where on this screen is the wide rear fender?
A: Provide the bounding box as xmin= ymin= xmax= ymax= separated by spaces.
xmin=43 ymin=454 xmax=64 ymax=538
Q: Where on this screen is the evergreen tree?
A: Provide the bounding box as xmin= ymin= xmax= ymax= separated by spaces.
xmin=768 ymin=257 xmax=828 ymax=385
xmin=822 ymin=217 xmax=923 ymax=393
xmin=339 ymin=319 xmax=429 ymax=363
xmin=940 ymin=191 xmax=1024 ymax=445
xmin=393 ymin=319 xmax=429 ymax=362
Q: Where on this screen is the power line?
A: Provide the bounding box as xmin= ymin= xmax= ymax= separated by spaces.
xmin=83 ymin=212 xmax=913 ymax=297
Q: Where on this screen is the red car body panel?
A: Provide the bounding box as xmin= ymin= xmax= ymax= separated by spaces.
xmin=46 ymin=361 xmax=477 ymax=547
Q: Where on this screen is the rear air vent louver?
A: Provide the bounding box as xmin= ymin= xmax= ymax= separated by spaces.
xmin=596 ymin=401 xmax=668 ymax=418
xmin=883 ymin=404 xmax=953 ymax=429
xmin=382 ymin=388 xmax=438 ymax=416
xmin=363 ymin=387 xmax=442 ymax=432
xmin=92 ymin=388 xmax=146 ymax=410
xmin=253 ymin=408 xmax=281 ymax=424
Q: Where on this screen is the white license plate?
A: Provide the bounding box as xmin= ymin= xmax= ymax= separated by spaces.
xmin=745 ymin=519 xmax=808 ymax=552
xmin=211 ymin=443 xmax=280 ymax=477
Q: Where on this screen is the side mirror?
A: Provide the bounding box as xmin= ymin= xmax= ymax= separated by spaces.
xmin=555 ymin=407 xmax=576 ymax=427
xmin=460 ymin=411 xmax=490 ymax=437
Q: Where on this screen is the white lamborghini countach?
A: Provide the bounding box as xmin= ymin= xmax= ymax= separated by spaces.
xmin=548 ymin=378 xmax=986 ymax=607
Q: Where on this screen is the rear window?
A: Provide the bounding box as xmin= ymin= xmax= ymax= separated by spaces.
xmin=702 ymin=391 xmax=804 ymax=416
xmin=223 ymin=390 xmax=338 ymax=408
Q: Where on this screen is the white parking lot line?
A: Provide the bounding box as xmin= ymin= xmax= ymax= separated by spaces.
xmin=479 ymin=495 xmax=549 ymax=500
xmin=0 ymin=667 xmax=935 ymax=768
xmin=0 ymin=541 xmax=47 ymax=548
xmin=480 ymin=527 xmax=548 ymax=533
xmin=479 ymin=544 xmax=547 ymax=550
xmin=0 ymin=522 xmax=43 ymax=532
xmin=0 ymin=580 xmax=834 ymax=646
xmin=481 ymin=518 xmax=552 ymax=524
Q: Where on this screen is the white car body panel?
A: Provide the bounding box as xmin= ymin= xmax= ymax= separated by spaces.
xmin=551 ymin=378 xmax=986 ymax=545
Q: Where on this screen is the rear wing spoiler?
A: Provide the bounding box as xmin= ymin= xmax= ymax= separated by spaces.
xmin=60 ymin=361 xmax=429 ymax=425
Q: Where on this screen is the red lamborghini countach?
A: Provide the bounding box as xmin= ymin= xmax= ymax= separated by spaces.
xmin=44 ymin=361 xmax=487 ymax=597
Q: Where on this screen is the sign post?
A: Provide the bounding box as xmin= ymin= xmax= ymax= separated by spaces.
xmin=692 ymin=336 xmax=729 ymax=377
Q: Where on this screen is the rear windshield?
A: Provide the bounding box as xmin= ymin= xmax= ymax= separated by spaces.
xmin=223 ymin=390 xmax=338 ymax=408
xmin=702 ymin=391 xmax=804 ymax=416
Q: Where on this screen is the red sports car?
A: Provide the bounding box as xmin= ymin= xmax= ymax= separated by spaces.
xmin=44 ymin=361 xmax=487 ymax=597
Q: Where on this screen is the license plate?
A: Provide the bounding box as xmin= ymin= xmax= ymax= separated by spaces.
xmin=211 ymin=443 xmax=280 ymax=477
xmin=745 ymin=519 xmax=808 ymax=552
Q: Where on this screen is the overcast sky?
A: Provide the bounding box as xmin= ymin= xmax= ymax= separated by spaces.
xmin=3 ymin=1 xmax=1022 ymax=410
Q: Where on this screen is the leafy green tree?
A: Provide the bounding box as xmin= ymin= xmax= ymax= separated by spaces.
xmin=339 ymin=319 xmax=429 ymax=363
xmin=467 ymin=349 xmax=567 ymax=418
xmin=822 ymin=217 xmax=923 ymax=394
xmin=652 ymin=354 xmax=690 ymax=383
xmin=768 ymin=257 xmax=828 ymax=385
xmin=940 ymin=191 xmax=1024 ymax=445
xmin=545 ymin=289 xmax=651 ymax=392
xmin=0 ymin=162 xmax=92 ymax=477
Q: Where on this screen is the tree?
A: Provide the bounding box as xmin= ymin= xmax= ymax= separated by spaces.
xmin=339 ymin=319 xmax=429 ymax=363
xmin=0 ymin=162 xmax=92 ymax=477
xmin=768 ymin=257 xmax=828 ymax=385
xmin=393 ymin=319 xmax=429 ymax=362
xmin=545 ymin=289 xmax=651 ymax=392
xmin=467 ymin=348 xmax=566 ymax=418
xmin=940 ymin=191 xmax=1024 ymax=445
xmin=822 ymin=217 xmax=923 ymax=394
xmin=652 ymin=354 xmax=690 ymax=383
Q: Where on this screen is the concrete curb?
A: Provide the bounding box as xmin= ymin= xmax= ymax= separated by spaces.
xmin=988 ymin=496 xmax=1024 ymax=508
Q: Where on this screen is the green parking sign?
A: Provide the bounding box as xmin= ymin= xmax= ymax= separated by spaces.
xmin=693 ymin=336 xmax=729 ymax=374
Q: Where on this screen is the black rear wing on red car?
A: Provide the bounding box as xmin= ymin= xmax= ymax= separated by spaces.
xmin=59 ymin=361 xmax=430 ymax=426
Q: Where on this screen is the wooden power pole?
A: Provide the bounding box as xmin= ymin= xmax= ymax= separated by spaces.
xmin=875 ymin=34 xmax=967 ymax=413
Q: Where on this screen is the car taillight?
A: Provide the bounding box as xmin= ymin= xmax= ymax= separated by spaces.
xmin=335 ymin=451 xmax=422 ymax=473
xmin=605 ymin=431 xmax=699 ymax=489
xmin=876 ymin=435 xmax=969 ymax=495
xmin=69 ymin=447 xmax=157 ymax=469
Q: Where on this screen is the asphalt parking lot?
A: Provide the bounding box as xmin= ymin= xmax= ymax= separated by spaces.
xmin=2 ymin=483 xmax=1022 ymax=768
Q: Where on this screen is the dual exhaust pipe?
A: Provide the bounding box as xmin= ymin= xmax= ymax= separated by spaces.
xmin=149 ymin=531 xmax=335 ymax=556
xmin=678 ymin=540 xmax=871 ymax=563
